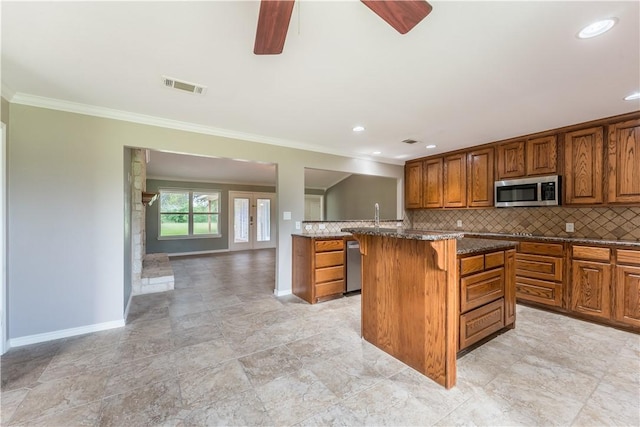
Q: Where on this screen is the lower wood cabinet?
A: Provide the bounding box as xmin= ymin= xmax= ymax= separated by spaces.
xmin=458 ymin=248 xmax=515 ymax=351
xmin=515 ymin=242 xmax=564 ymax=307
xmin=570 ymin=259 xmax=611 ymax=320
xmin=614 ymin=249 xmax=640 ymax=328
xmin=292 ymin=236 xmax=345 ymax=304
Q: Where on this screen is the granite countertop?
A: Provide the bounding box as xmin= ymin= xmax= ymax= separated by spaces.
xmin=456 ymin=238 xmax=518 ymax=255
xmin=461 ymin=232 xmax=640 ymax=248
xmin=291 ymin=232 xmax=352 ymax=238
xmin=342 ymin=227 xmax=464 ymax=241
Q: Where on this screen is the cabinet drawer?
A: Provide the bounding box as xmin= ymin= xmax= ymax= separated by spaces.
xmin=516 ymin=276 xmax=562 ymax=307
xmin=617 ymin=249 xmax=640 ymax=266
xmin=315 ymin=251 xmax=344 ymax=268
xmin=485 ymin=251 xmax=505 ymax=269
xmin=459 ymin=298 xmax=505 ymax=350
xmin=519 ymin=242 xmax=564 ymax=257
xmin=516 ymin=253 xmax=563 ymax=281
xmin=315 ymin=239 xmax=344 ymax=252
xmin=460 ymin=255 xmax=484 ymax=276
xmin=315 ymin=280 xmax=345 ymax=298
xmin=315 ymin=266 xmax=343 ymax=283
xmin=573 ymin=246 xmax=610 ymax=262
xmin=460 ymin=268 xmax=505 ymax=313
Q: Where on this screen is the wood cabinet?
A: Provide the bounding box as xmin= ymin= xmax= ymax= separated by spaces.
xmin=467 ymin=148 xmax=494 ymax=207
xmin=564 ymin=126 xmax=604 ymax=205
xmin=570 ymin=246 xmax=612 ymax=320
xmin=526 ymin=135 xmax=557 ymax=176
xmin=607 ymin=118 xmax=640 ymax=204
xmin=515 ymin=241 xmax=564 ymax=307
xmin=443 ymin=153 xmax=467 ymax=208
xmin=405 ymin=161 xmax=423 ymax=209
xmin=458 ymin=248 xmax=515 ymax=351
xmin=423 ymin=158 xmax=444 ymax=208
xmin=496 ymin=141 xmax=525 ymax=179
xmin=614 ymin=249 xmax=640 ymax=328
xmin=292 ymin=236 xmax=345 ymax=304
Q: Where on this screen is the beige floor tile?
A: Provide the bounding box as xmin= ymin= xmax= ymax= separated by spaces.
xmin=9 ymin=368 xmax=109 ymax=424
xmin=0 ymin=388 xmax=29 ymax=425
xmin=239 ymin=345 xmax=302 ymax=386
xmin=179 ymin=360 xmax=252 ymax=408
xmin=98 ymin=379 xmax=188 ymax=427
xmin=104 ymin=352 xmax=177 ymax=397
xmin=38 ymin=346 xmax=117 ymax=382
xmin=182 ymin=389 xmax=272 ymax=426
xmin=255 ymin=368 xmax=339 ymax=426
xmin=174 ymin=338 xmax=236 ymax=375
xmin=10 ymin=401 xmax=101 ymax=427
xmin=571 ymin=378 xmax=640 ymax=427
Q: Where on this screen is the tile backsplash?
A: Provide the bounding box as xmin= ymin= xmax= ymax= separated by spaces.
xmin=301 ymin=220 xmax=404 ymax=234
xmin=409 ymin=206 xmax=640 ymax=241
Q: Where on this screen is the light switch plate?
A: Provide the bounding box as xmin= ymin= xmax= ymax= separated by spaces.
xmin=283 ymin=211 xmax=291 ymax=220
xmin=566 ymin=222 xmax=575 ymax=232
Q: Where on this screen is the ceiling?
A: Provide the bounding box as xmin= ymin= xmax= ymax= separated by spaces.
xmin=2 ymin=1 xmax=639 ymax=167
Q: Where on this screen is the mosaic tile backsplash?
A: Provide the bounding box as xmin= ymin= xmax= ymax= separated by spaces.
xmin=409 ymin=206 xmax=640 ymax=241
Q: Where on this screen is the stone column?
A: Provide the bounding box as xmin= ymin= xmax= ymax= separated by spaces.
xmin=131 ymin=149 xmax=147 ymax=295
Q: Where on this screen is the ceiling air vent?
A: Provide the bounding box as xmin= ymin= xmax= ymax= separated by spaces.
xmin=161 ymin=76 xmax=207 ymax=95
xmin=402 ymin=139 xmax=419 ymax=144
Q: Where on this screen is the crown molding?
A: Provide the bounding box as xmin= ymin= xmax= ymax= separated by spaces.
xmin=8 ymin=92 xmax=404 ymax=165
xmin=1 ymin=83 xmax=16 ymax=101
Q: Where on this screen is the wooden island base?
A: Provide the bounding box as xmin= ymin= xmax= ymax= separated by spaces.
xmin=356 ymin=233 xmax=458 ymax=388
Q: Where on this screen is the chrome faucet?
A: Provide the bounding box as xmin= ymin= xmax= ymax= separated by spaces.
xmin=374 ymin=203 xmax=380 ymax=227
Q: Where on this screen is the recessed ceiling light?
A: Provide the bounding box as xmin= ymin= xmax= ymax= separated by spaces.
xmin=624 ymin=92 xmax=640 ymax=101
xmin=577 ymin=18 xmax=617 ymax=39
xmin=426 ymin=144 xmax=437 ymax=149
xmin=372 ymin=151 xmax=381 ymax=155
xmin=353 ymin=126 xmax=365 ymax=132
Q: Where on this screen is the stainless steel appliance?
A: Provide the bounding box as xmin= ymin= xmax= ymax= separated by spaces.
xmin=346 ymin=240 xmax=362 ymax=292
xmin=495 ymin=175 xmax=560 ymax=207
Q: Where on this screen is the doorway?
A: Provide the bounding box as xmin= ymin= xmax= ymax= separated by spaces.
xmin=229 ymin=192 xmax=276 ymax=251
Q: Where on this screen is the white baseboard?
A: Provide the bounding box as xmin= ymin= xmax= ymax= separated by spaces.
xmin=9 ymin=319 xmax=125 ymax=349
xmin=274 ymin=288 xmax=292 ymax=297
xmin=167 ymin=249 xmax=229 ymax=257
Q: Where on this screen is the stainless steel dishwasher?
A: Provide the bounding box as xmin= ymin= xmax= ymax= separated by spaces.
xmin=346 ymin=240 xmax=362 ymax=292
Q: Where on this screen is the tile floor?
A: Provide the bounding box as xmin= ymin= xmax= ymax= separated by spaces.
xmin=1 ymin=249 xmax=639 ymax=426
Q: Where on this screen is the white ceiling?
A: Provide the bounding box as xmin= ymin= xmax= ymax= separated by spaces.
xmin=2 ymin=1 xmax=639 ymax=168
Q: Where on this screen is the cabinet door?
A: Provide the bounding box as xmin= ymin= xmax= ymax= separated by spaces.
xmin=404 ymin=161 xmax=423 ymax=209
xmin=614 ymin=265 xmax=640 ymax=328
xmin=496 ymin=141 xmax=525 ymax=179
xmin=467 ymin=148 xmax=494 ymax=207
xmin=607 ymin=118 xmax=640 ymax=203
xmin=564 ymin=127 xmax=604 ymax=205
xmin=526 ymin=135 xmax=557 ymax=176
xmin=422 ymin=158 xmax=443 ymax=208
xmin=504 ymin=249 xmax=516 ymax=325
xmin=443 ymin=153 xmax=467 ymax=207
xmin=571 ymin=260 xmax=611 ymax=320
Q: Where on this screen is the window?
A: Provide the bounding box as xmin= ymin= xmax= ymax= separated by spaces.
xmin=159 ymin=189 xmax=221 ymax=238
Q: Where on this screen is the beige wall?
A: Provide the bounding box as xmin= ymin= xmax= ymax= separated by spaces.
xmin=7 ymin=102 xmax=403 ymax=339
xmin=1 ymin=97 xmax=9 ymax=126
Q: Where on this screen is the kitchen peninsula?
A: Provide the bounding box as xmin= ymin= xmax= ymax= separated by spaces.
xmin=342 ymin=227 xmax=516 ymax=389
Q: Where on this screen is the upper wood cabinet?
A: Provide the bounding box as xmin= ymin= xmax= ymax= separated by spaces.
xmin=443 ymin=153 xmax=467 ymax=208
xmin=564 ymin=126 xmax=604 ymax=205
xmin=423 ymin=158 xmax=444 ymax=208
xmin=467 ymin=148 xmax=494 ymax=207
xmin=405 ymin=161 xmax=423 ymax=209
xmin=526 ymin=135 xmax=557 ymax=176
xmin=607 ymin=118 xmax=640 ymax=204
xmin=496 ymin=141 xmax=525 ymax=180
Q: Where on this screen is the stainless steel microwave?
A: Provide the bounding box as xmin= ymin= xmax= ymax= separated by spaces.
xmin=494 ymin=175 xmax=560 ymax=207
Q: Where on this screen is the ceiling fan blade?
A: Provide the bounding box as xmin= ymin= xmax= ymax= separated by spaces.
xmin=361 ymin=0 xmax=432 ymax=34
xmin=254 ymin=0 xmax=296 ymax=55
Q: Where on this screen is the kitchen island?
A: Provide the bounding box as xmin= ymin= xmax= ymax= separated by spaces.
xmin=342 ymin=227 xmax=516 ymax=389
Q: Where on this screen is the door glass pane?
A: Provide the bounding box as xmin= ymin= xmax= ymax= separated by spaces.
xmin=256 ymin=198 xmax=271 ymax=242
xmin=234 ymin=198 xmax=249 ymax=243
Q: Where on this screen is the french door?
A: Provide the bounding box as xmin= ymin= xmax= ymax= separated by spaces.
xmin=229 ymin=192 xmax=276 ymax=251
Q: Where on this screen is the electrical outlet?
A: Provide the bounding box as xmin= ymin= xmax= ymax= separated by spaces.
xmin=295 ymin=221 xmax=301 ymax=230
xmin=566 ymin=222 xmax=575 ymax=232
xmin=456 ymin=220 xmax=463 ymax=228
